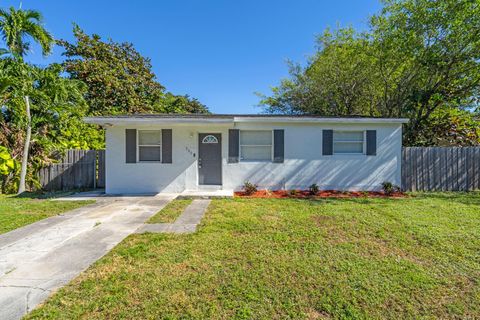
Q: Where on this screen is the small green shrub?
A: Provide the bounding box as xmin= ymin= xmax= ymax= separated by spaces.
xmin=0 ymin=146 xmax=16 ymax=177
xmin=0 ymin=146 xmax=18 ymax=194
xmin=289 ymin=189 xmax=298 ymax=196
xmin=381 ymin=181 xmax=400 ymax=195
xmin=308 ymin=183 xmax=319 ymax=195
xmin=243 ymin=181 xmax=258 ymax=195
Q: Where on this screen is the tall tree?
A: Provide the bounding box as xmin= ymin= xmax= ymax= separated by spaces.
xmin=260 ymin=0 xmax=480 ymax=146
xmin=0 ymin=58 xmax=95 ymax=192
xmin=162 ymin=93 xmax=209 ymax=114
xmin=260 ymin=28 xmax=381 ymax=117
xmin=371 ymin=0 xmax=480 ymax=144
xmin=60 ymin=25 xmax=208 ymax=115
xmin=0 ymin=6 xmax=55 ymax=193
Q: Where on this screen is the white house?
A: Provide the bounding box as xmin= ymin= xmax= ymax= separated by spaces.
xmin=85 ymin=114 xmax=408 ymax=194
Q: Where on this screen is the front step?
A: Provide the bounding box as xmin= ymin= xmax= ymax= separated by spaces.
xmin=195 ymin=185 xmax=223 ymax=191
xmin=179 ymin=188 xmax=233 ymax=198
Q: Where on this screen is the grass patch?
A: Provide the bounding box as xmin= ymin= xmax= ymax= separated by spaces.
xmin=147 ymin=198 xmax=192 ymax=224
xmin=0 ymin=194 xmax=93 ymax=235
xmin=27 ymin=193 xmax=480 ymax=319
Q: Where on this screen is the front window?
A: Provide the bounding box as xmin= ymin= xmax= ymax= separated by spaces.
xmin=240 ymin=130 xmax=272 ymax=161
xmin=138 ymin=130 xmax=161 ymax=161
xmin=333 ymin=131 xmax=364 ymax=154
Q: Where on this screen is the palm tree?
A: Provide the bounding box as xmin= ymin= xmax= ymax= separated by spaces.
xmin=0 ymin=7 xmax=53 ymax=58
xmin=0 ymin=6 xmax=54 ymax=193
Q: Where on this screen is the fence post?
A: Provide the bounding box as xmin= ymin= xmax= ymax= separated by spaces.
xmin=93 ymin=150 xmax=97 ymax=189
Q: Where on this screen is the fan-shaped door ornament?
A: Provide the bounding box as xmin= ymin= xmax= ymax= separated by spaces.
xmin=202 ymin=135 xmax=218 ymax=144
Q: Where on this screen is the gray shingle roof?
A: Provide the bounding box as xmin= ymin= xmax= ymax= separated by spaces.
xmin=84 ymin=114 xmax=409 ymax=124
xmin=86 ymin=113 xmax=396 ymax=119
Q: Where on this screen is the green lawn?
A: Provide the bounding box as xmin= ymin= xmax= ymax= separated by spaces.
xmin=147 ymin=198 xmax=192 ymax=223
xmin=0 ymin=194 xmax=93 ymax=235
xmin=27 ymin=193 xmax=480 ymax=319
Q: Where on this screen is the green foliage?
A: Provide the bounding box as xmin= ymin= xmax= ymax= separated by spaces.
xmin=381 ymin=181 xmax=394 ymax=195
xmin=0 ymin=146 xmax=15 ymax=176
xmin=59 ymin=25 xmax=208 ymax=115
xmin=1 ymin=6 xmax=64 ymax=192
xmin=59 ymin=25 xmax=164 ymax=115
xmin=0 ymin=6 xmax=209 ymax=193
xmin=0 ymin=58 xmax=101 ymax=191
xmin=0 ymin=7 xmax=53 ymax=58
xmin=261 ymin=28 xmax=379 ymax=117
xmin=0 ymin=146 xmax=17 ymax=194
xmin=308 ymin=183 xmax=319 ymax=195
xmin=242 ymin=181 xmax=258 ymax=195
xmin=381 ymin=181 xmax=401 ymax=195
xmin=415 ymin=107 xmax=480 ymax=146
xmin=162 ymin=92 xmax=209 ymax=114
xmin=261 ymin=0 xmax=480 ymax=146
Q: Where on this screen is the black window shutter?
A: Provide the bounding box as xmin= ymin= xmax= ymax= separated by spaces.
xmin=162 ymin=129 xmax=172 ymax=163
xmin=273 ymin=129 xmax=284 ymax=163
xmin=125 ymin=129 xmax=137 ymax=163
xmin=366 ymin=130 xmax=377 ymax=155
xmin=322 ymin=130 xmax=333 ymax=155
xmin=228 ymin=129 xmax=239 ymax=163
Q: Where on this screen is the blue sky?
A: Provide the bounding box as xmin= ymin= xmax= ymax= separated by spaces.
xmin=1 ymin=0 xmax=380 ymax=114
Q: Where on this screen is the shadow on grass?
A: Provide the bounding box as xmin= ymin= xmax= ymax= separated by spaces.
xmin=307 ymin=197 xmax=405 ymax=206
xmin=13 ymin=188 xmax=95 ymax=200
xmin=408 ymin=191 xmax=480 ymax=206
xmin=234 ymin=192 xmax=480 ymax=206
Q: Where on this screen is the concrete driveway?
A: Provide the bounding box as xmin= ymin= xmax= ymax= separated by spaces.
xmin=0 ymin=195 xmax=174 ymax=320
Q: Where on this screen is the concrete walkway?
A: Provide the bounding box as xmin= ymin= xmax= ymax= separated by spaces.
xmin=0 ymin=195 xmax=174 ymax=320
xmin=137 ymin=199 xmax=211 ymax=234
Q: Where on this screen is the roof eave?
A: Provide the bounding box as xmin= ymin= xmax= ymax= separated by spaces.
xmin=233 ymin=117 xmax=409 ymax=124
xmin=84 ymin=117 xmax=235 ymax=125
xmin=84 ymin=116 xmax=409 ymax=125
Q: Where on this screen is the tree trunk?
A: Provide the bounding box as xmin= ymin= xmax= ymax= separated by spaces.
xmin=1 ymin=176 xmax=6 ymax=194
xmin=17 ymin=95 xmax=31 ymax=194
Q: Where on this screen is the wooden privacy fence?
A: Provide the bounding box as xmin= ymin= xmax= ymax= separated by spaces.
xmin=38 ymin=149 xmax=105 ymax=191
xmin=402 ymin=147 xmax=480 ymax=191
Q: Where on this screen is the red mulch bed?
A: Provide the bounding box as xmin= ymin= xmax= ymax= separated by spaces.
xmin=234 ymin=189 xmax=406 ymax=199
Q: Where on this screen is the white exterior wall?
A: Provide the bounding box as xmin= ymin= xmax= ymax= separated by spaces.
xmin=225 ymin=122 xmax=402 ymax=191
xmin=105 ymin=121 xmax=402 ymax=194
xmin=105 ymin=124 xmax=229 ymax=194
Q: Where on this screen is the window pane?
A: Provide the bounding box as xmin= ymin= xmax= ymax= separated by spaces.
xmin=139 ymin=146 xmax=161 ymax=161
xmin=334 ymin=131 xmax=363 ymax=142
xmin=139 ymin=130 xmax=161 ymax=145
xmin=240 ymin=131 xmax=272 ymax=145
xmin=241 ymin=146 xmax=271 ymax=161
xmin=334 ymin=142 xmax=363 ymax=154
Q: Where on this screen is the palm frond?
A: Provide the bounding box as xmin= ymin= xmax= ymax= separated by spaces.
xmin=24 ymin=21 xmax=54 ymax=56
xmin=0 ymin=6 xmax=54 ymax=58
xmin=23 ymin=9 xmax=43 ymax=22
xmin=0 ymin=8 xmax=9 ymax=19
xmin=0 ymin=76 xmax=13 ymax=94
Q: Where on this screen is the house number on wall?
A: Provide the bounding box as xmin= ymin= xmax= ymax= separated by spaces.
xmin=185 ymin=146 xmax=195 ymax=158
